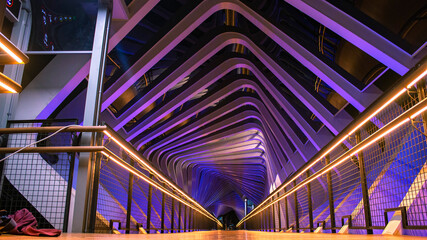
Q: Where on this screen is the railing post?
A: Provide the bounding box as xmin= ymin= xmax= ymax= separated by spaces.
xmin=161 ymin=186 xmax=165 ymax=233
xmin=146 ymin=174 xmax=153 ymax=234
xmin=326 ymin=155 xmax=336 ymax=233
xmin=268 ymin=205 xmax=271 ymax=231
xmin=307 ymin=171 xmax=314 ymax=232
xmin=285 ymin=189 xmax=289 ymax=230
xmin=355 ymin=130 xmax=373 ymax=234
xmin=272 ymin=198 xmax=276 ymax=232
xmin=416 ymin=78 xmax=427 ymax=136
xmin=294 ymin=180 xmax=299 ymax=232
xmin=178 ymin=202 xmax=182 ymax=232
xmin=171 ymin=198 xmax=175 ymax=233
xmin=190 ymin=208 xmax=193 ymax=231
xmin=277 ymin=193 xmax=281 ymax=231
xmin=184 ymin=205 xmax=187 ymax=232
xmin=125 ymin=159 xmax=134 ymax=234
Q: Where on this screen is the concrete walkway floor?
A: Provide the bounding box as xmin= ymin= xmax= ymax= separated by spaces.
xmin=1 ymin=230 xmax=426 ymax=239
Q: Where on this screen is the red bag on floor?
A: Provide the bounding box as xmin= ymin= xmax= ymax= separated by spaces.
xmin=3 ymin=209 xmax=61 ymax=237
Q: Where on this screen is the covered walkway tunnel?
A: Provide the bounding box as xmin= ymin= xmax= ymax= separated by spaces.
xmin=0 ymin=0 xmax=427 ymax=238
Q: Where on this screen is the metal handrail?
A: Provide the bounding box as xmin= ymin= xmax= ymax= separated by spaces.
xmin=0 ymin=125 xmax=107 ymax=133
xmin=237 ymin=56 xmax=427 ymax=223
xmin=237 ymin=86 xmax=427 ymax=228
xmin=0 ymin=124 xmax=222 ymax=228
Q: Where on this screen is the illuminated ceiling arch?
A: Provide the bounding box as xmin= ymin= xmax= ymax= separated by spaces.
xmin=43 ymin=0 xmax=424 ymax=218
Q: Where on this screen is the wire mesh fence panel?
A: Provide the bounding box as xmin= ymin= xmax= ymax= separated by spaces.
xmin=328 ymin=143 xmax=350 ymax=167
xmin=273 ymin=201 xmax=280 ymax=230
xmin=189 ymin=209 xmax=194 ymax=231
xmin=95 ymin=156 xmax=130 ymax=233
xmin=296 ymin=186 xmax=309 ymax=230
xmin=180 ymin=205 xmax=186 ymax=231
xmin=243 ymin=81 xmax=427 ymax=233
xmin=0 ymin=120 xmax=77 ymax=231
xmin=184 ymin=206 xmax=189 ymax=231
xmin=361 ymin=121 xmax=421 ymax=227
xmin=278 ymin=199 xmax=287 ymax=229
xmin=261 ymin=210 xmax=266 ymax=231
xmin=380 ymin=121 xmax=427 ymax=227
xmin=329 ymin=157 xmax=363 ymax=228
xmin=173 ymin=200 xmax=179 ymax=231
xmin=149 ymin=187 xmax=163 ymax=233
xmin=310 ymin=178 xmax=330 ymax=229
xmin=130 ymin=177 xmax=149 ymax=231
xmin=164 ymin=194 xmax=172 ymax=232
xmin=286 ymin=193 xmax=296 ymax=230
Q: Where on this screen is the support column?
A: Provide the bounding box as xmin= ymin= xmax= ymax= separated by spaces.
xmin=277 ymin=193 xmax=282 ymax=231
xmin=285 ymin=195 xmax=289 ymax=229
xmin=267 ymin=206 xmax=271 ymax=231
xmin=125 ymin=160 xmax=134 ymax=234
xmin=146 ymin=175 xmax=153 ymax=234
xmin=294 ymin=180 xmax=299 ymax=232
xmin=272 ymin=198 xmax=276 ymax=232
xmin=307 ymin=171 xmax=314 ymax=232
xmin=184 ymin=205 xmax=187 ymax=232
xmin=326 ymin=155 xmax=336 ymax=233
xmin=161 ymin=188 xmax=165 ymax=233
xmin=72 ymin=0 xmax=111 ymax=232
xmin=355 ymin=130 xmax=373 ymax=234
xmin=417 ymin=79 xmax=427 ymax=134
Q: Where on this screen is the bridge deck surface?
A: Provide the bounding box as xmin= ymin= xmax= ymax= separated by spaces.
xmin=1 ymin=230 xmax=426 ymax=239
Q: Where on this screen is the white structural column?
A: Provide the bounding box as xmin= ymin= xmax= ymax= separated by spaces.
xmin=72 ymin=0 xmax=112 ymax=233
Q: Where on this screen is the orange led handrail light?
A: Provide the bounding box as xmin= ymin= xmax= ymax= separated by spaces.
xmin=102 ymin=130 xmax=222 ymax=226
xmin=237 ymin=97 xmax=427 ymax=227
xmin=0 ymin=32 xmax=28 ymax=93
xmin=101 ymin=149 xmax=222 ymax=226
xmin=103 ymin=130 xmax=215 ymax=216
xmin=0 ymin=72 xmax=22 ymax=93
xmin=0 ymin=32 xmax=29 ymax=65
xmin=236 ymin=60 xmax=427 ymax=227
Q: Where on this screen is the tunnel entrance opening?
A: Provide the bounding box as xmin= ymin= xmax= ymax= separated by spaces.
xmin=220 ymin=210 xmax=239 ymax=230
